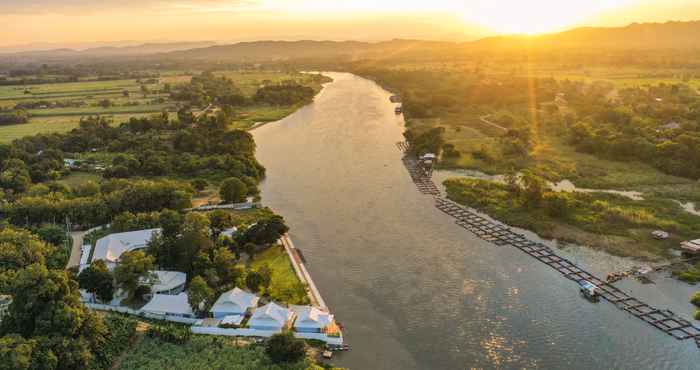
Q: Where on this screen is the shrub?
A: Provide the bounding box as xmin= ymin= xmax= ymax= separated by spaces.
xmin=265 ymin=331 xmax=306 ymax=364
xmin=92 ymin=315 xmax=139 ymax=370
xmin=147 ymin=324 xmax=192 ymax=345
xmin=691 ymin=292 xmax=700 ymax=307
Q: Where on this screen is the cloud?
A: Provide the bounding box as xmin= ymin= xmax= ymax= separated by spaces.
xmin=0 ymin=0 xmax=261 ymax=15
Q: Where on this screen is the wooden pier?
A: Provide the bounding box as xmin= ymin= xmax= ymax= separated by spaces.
xmin=396 ymin=141 xmax=700 ymax=349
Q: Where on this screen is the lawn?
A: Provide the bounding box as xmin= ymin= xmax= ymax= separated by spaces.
xmin=116 ymin=335 xmax=318 ymax=370
xmin=57 ymin=171 xmax=102 ymax=188
xmin=27 ymin=104 xmax=170 ymax=117
xmin=0 ymin=113 xmax=158 ymax=143
xmin=250 ymin=246 xmax=310 ymax=305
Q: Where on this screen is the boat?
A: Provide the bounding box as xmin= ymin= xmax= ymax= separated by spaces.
xmin=395 ymin=106 xmax=403 ymax=114
xmin=579 ymin=280 xmax=601 ymax=302
xmin=326 ymin=343 xmax=351 ymax=351
xmin=322 ymin=350 xmax=333 ymax=359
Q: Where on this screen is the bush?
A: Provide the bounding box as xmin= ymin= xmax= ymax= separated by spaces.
xmin=265 ymin=331 xmax=306 ymax=364
xmin=695 ymin=310 xmax=700 ymax=321
xmin=147 ymin=324 xmax=192 ymax=345
xmin=691 ymin=292 xmax=700 ymax=307
xmin=93 ymin=315 xmax=139 ymax=370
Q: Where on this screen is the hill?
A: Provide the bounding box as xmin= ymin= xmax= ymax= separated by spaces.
xmin=471 ymin=20 xmax=700 ymax=50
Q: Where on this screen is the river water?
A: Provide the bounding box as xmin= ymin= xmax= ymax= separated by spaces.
xmin=253 ymin=73 xmax=698 ymax=369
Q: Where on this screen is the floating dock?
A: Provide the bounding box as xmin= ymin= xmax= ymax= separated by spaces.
xmin=396 ymin=141 xmax=700 ymax=349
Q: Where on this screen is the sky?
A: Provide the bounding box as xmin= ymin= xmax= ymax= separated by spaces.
xmin=1 ymin=0 xmax=700 ymax=49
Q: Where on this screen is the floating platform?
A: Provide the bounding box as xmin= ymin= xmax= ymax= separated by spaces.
xmin=397 ymin=144 xmax=700 ymax=348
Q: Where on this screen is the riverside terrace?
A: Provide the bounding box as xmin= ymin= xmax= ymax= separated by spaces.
xmin=397 ymin=141 xmax=700 ymax=349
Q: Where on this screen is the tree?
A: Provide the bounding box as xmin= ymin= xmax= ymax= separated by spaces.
xmin=187 ymin=276 xmax=213 ymax=317
xmin=0 ymin=264 xmax=108 ymax=370
xmin=113 ymin=250 xmax=154 ymax=303
xmin=219 ymin=177 xmax=248 ymax=203
xmin=245 ymin=270 xmax=265 ymax=293
xmin=77 ymin=260 xmax=115 ymax=303
xmin=98 ymin=99 xmax=112 ymax=109
xmin=258 ymin=264 xmax=272 ymax=292
xmin=265 ymin=331 xmax=306 ymax=364
xmin=240 ymin=216 xmax=289 ymax=246
xmin=191 ymin=178 xmax=208 ymax=192
xmin=208 ymin=210 xmax=233 ymax=237
xmin=36 ymin=224 xmax=67 ymax=248
xmin=0 ymin=158 xmax=31 ymax=193
xmin=243 ymin=242 xmax=257 ymax=261
xmin=0 ymin=334 xmax=36 ymax=370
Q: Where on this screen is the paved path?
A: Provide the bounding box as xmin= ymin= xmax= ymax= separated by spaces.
xmin=66 ymin=231 xmax=87 ymax=269
xmin=280 ymin=234 xmax=328 ymax=310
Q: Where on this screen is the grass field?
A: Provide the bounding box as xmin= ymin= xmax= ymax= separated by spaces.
xmin=249 ymin=246 xmax=309 ymax=305
xmin=0 ymin=113 xmax=158 ymax=143
xmin=116 ymin=335 xmax=318 ymax=370
xmin=57 ymin=171 xmax=102 ymax=188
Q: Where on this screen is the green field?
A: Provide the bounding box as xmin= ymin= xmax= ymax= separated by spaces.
xmin=116 ymin=335 xmax=319 ymax=370
xmin=249 ymin=246 xmax=309 ymax=305
xmin=0 ymin=113 xmax=157 ymax=143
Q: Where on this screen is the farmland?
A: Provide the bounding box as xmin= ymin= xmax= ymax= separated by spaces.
xmin=0 ymin=70 xmax=330 ymax=141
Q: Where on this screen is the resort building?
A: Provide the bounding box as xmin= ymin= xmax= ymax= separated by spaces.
xmin=91 ymin=229 xmax=161 ymax=269
xmin=141 ymin=292 xmax=194 ymax=318
xmin=291 ymin=305 xmax=338 ymax=334
xmin=248 ymin=302 xmax=295 ymax=332
xmin=142 ymin=271 xmax=187 ymax=296
xmin=210 ymin=287 xmax=259 ymax=319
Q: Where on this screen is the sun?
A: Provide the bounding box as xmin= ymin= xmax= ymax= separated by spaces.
xmin=459 ymin=0 xmax=637 ymax=35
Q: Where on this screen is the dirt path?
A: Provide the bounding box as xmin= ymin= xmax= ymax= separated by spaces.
xmin=479 ymin=114 xmax=508 ymax=132
xmin=66 ymin=231 xmax=87 ymax=269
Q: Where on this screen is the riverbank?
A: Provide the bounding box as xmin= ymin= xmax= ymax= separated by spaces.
xmin=443 ymin=177 xmax=700 ymax=260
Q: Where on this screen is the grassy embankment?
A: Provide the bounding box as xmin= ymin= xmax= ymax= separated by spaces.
xmin=444 ymin=177 xmax=700 ymax=260
xmin=366 ymin=65 xmax=700 ymax=259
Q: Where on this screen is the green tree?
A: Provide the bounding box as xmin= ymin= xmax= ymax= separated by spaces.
xmin=187 ymin=276 xmax=214 ymax=317
xmin=113 ymin=251 xmax=154 ymax=303
xmin=219 ymin=177 xmax=248 ymax=203
xmin=0 ymin=334 xmax=36 ymax=370
xmin=0 ymin=158 xmax=31 ymax=193
xmin=245 ymin=270 xmax=265 ymax=293
xmin=77 ymin=260 xmax=115 ymax=303
xmin=265 ymin=331 xmax=306 ymax=364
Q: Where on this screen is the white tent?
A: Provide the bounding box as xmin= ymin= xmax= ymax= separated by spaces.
xmin=248 ymin=302 xmax=294 ymax=332
xmin=291 ymin=305 xmax=334 ymax=333
xmin=141 ymin=293 xmax=194 ymax=318
xmin=92 ymin=229 xmax=161 ymax=268
xmin=142 ymin=271 xmax=187 ymax=295
xmin=210 ymin=287 xmax=259 ymax=318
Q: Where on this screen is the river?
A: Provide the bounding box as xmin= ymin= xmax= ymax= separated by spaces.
xmin=253 ymin=73 xmax=698 ymax=369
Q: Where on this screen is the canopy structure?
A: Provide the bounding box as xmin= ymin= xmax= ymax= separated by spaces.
xmin=92 ymin=229 xmax=161 ymax=267
xmin=291 ymin=305 xmax=335 ymax=333
xmin=141 ymin=292 xmax=194 ymax=318
xmin=248 ymin=302 xmax=294 ymax=331
xmin=210 ymin=287 xmax=259 ymax=318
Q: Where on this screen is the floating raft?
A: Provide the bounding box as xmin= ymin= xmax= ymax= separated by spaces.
xmin=397 ymin=142 xmax=440 ymax=196
xmin=434 ymin=197 xmax=700 ymax=347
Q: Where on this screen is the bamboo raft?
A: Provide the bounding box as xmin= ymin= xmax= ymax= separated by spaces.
xmin=396 ymin=141 xmax=700 ymax=348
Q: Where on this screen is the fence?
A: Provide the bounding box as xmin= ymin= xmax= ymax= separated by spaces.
xmin=85 ymin=303 xmax=201 ymax=325
xmin=191 ymin=326 xmax=344 ymax=345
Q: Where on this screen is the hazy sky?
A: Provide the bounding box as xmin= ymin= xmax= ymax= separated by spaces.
xmin=1 ymin=0 xmax=700 ymax=48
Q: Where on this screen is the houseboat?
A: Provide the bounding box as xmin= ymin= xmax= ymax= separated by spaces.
xmin=579 ymin=280 xmax=601 ymax=303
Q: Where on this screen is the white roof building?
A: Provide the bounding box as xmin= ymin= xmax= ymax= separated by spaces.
xmin=210 ymin=287 xmax=259 ymax=318
xmin=221 ymin=227 xmax=238 ymax=238
xmin=248 ymin=302 xmax=295 ymax=331
xmin=92 ymin=229 xmax=161 ymax=267
xmin=141 ymin=271 xmax=187 ymax=295
xmin=291 ymin=305 xmax=335 ymax=333
xmin=141 ymin=292 xmax=194 ymax=318
xmin=220 ymin=315 xmax=245 ymax=326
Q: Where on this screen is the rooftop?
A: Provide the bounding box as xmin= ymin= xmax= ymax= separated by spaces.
xmin=141 ymin=293 xmax=193 ymax=316
xmin=92 ymin=229 xmax=161 ymax=263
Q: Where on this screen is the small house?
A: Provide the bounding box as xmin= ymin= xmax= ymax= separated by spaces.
xmin=210 ymin=287 xmax=259 ymax=319
xmin=248 ymin=302 xmax=294 ymax=332
xmin=141 ymin=292 xmax=194 ymax=318
xmin=291 ymin=305 xmax=337 ymax=334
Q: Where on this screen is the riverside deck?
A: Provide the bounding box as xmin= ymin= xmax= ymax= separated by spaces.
xmin=397 ymin=141 xmax=700 ymax=348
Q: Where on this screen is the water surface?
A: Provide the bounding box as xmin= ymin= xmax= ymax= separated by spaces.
xmin=253 ymin=73 xmax=698 ymax=370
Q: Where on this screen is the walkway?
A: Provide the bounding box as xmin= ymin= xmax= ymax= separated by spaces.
xmin=280 ymin=234 xmax=328 ymax=310
xmin=397 ymin=141 xmax=700 ymax=349
xmin=66 ymin=230 xmax=87 ymax=269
